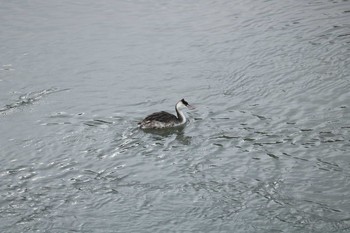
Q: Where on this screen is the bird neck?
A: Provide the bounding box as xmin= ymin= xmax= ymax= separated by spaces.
xmin=175 ymin=104 xmax=186 ymax=124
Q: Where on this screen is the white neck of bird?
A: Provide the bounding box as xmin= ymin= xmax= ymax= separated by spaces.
xmin=175 ymin=101 xmax=186 ymax=123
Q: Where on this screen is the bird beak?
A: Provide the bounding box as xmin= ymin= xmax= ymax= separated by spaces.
xmin=187 ymin=104 xmax=195 ymax=110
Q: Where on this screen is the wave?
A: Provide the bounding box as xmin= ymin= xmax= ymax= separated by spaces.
xmin=0 ymin=87 xmax=69 ymax=114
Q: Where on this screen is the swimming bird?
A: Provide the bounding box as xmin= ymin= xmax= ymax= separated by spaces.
xmin=138 ymin=99 xmax=195 ymax=129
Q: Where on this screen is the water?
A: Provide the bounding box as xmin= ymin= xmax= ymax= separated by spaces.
xmin=1 ymin=0 xmax=350 ymax=232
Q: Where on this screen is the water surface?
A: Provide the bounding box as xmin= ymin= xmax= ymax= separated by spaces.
xmin=1 ymin=0 xmax=350 ymax=232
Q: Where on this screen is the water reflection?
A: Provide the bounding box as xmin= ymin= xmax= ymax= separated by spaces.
xmin=141 ymin=126 xmax=192 ymax=145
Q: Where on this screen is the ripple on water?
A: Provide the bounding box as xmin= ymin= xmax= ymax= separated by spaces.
xmin=0 ymin=88 xmax=70 ymax=114
xmin=1 ymin=0 xmax=350 ymax=232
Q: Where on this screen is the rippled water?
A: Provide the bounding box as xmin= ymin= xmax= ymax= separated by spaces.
xmin=1 ymin=0 xmax=350 ymax=232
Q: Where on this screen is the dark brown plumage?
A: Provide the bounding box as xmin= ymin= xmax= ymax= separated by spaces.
xmin=141 ymin=111 xmax=179 ymax=123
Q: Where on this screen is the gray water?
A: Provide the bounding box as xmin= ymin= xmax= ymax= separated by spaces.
xmin=1 ymin=0 xmax=350 ymax=232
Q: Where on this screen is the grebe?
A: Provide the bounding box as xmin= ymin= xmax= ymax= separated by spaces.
xmin=138 ymin=99 xmax=195 ymax=129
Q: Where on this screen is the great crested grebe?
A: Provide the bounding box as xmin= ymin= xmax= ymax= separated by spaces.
xmin=138 ymin=99 xmax=195 ymax=129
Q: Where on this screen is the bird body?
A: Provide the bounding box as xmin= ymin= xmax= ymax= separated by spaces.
xmin=138 ymin=99 xmax=194 ymax=129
